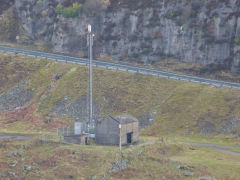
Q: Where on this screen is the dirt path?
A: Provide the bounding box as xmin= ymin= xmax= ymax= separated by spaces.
xmin=0 ymin=133 xmax=32 ymax=141
xmin=183 ymin=142 xmax=240 ymax=156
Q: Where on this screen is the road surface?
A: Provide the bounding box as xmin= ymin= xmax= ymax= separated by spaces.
xmin=184 ymin=142 xmax=240 ymax=156
xmin=0 ymin=133 xmax=32 ymax=141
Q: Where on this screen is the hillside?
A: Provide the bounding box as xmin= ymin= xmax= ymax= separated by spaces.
xmin=1 ymin=52 xmax=240 ymax=139
xmin=1 ymin=135 xmax=240 ymax=180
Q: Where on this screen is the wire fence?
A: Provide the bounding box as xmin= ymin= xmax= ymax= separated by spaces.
xmin=39 ymin=134 xmax=64 ymax=144
xmin=38 ymin=126 xmax=75 ymax=144
xmin=57 ymin=126 xmax=75 ymax=136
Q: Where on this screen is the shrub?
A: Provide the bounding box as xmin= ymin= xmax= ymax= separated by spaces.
xmin=132 ymin=53 xmax=139 ymax=58
xmin=199 ymin=63 xmax=226 ymax=74
xmin=144 ymin=36 xmax=152 ymax=41
xmin=56 ymin=4 xmax=63 ymax=14
xmin=237 ymin=62 xmax=240 ymax=75
xmin=56 ymin=3 xmax=82 ymax=18
xmin=129 ymin=34 xmax=138 ymax=42
xmin=234 ymin=38 xmax=240 ymax=45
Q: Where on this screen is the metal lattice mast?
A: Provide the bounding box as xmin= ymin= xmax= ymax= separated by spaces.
xmin=87 ymin=24 xmax=94 ymax=133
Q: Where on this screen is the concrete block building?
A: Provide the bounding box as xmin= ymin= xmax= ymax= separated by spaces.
xmin=95 ymin=115 xmax=139 ymax=145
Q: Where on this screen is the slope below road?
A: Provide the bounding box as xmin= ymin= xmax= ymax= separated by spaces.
xmin=1 ymin=45 xmax=240 ymax=89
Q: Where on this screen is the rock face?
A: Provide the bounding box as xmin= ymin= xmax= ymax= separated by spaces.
xmin=0 ymin=81 xmax=33 ymax=112
xmin=50 ymin=95 xmax=99 ymax=122
xmin=0 ymin=0 xmax=13 ymax=14
xmin=13 ymin=0 xmax=240 ymax=72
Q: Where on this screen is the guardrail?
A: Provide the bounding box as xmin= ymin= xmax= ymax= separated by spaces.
xmin=1 ymin=45 xmax=240 ymax=89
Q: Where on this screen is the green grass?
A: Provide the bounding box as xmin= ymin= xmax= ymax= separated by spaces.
xmin=170 ymin=145 xmax=240 ymax=180
xmin=0 ymin=136 xmax=216 ymax=180
xmin=1 ymin=52 xmax=240 ymax=139
xmin=170 ymin=134 xmax=240 ymax=147
xmin=0 ymin=138 xmax=119 ymax=179
xmin=0 ymin=135 xmax=240 ymax=179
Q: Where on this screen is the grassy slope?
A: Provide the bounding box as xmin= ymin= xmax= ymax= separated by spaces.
xmin=0 ymin=137 xmax=240 ymax=180
xmin=0 ymin=53 xmax=47 ymax=94
xmin=1 ymin=52 xmax=240 ymax=138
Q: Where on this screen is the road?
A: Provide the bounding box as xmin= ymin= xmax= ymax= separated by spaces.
xmin=0 ymin=133 xmax=32 ymax=141
xmin=184 ymin=142 xmax=240 ymax=156
xmin=1 ymin=45 xmax=240 ymax=89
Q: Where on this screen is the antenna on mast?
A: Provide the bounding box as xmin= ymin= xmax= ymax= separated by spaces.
xmin=87 ymin=24 xmax=94 ymax=134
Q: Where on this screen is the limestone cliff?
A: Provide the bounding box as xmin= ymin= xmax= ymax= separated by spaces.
xmin=8 ymin=0 xmax=240 ymax=72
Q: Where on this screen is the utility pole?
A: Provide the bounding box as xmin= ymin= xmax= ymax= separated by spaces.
xmin=119 ymin=120 xmax=122 ymax=170
xmin=87 ymin=24 xmax=94 ymax=133
xmin=119 ymin=123 xmax=122 ymax=152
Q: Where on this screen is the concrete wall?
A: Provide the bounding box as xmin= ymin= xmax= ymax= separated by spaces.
xmin=121 ymin=121 xmax=139 ymax=145
xmin=64 ymin=135 xmax=88 ymax=145
xmin=96 ymin=118 xmax=139 ymax=145
xmin=95 ymin=118 xmax=120 ymax=145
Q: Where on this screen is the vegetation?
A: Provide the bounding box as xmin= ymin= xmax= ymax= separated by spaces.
xmin=1 ymin=52 xmax=240 ymax=139
xmin=56 ymin=3 xmax=82 ymax=18
xmin=129 ymin=34 xmax=138 ymax=42
xmin=234 ymin=37 xmax=240 ymax=45
xmin=0 ymin=136 xmax=239 ymax=179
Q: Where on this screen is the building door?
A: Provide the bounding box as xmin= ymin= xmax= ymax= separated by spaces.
xmin=85 ymin=137 xmax=88 ymax=145
xmin=127 ymin=132 xmax=133 ymax=144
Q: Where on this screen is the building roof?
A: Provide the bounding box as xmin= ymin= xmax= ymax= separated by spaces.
xmin=110 ymin=114 xmax=138 ymax=125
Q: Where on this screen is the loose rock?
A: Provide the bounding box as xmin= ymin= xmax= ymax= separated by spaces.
xmin=177 ymin=165 xmax=189 ymax=170
xmin=23 ymin=165 xmax=32 ymax=174
xmin=7 ymin=171 xmax=18 ymax=180
xmin=8 ymin=152 xmax=22 ymax=157
xmin=184 ymin=171 xmax=194 ymax=177
xmin=9 ymin=160 xmax=18 ymax=168
xmin=195 ymin=177 xmax=217 ymax=180
xmin=110 ymin=160 xmax=128 ymax=172
xmin=17 ymin=145 xmax=25 ymax=150
xmin=33 ymin=168 xmax=40 ymax=174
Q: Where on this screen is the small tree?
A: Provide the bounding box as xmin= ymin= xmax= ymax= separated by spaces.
xmin=56 ymin=3 xmax=82 ymax=18
xmin=72 ymin=3 xmax=82 ymax=11
xmin=56 ymin=4 xmax=63 ymax=14
xmin=234 ymin=38 xmax=240 ymax=45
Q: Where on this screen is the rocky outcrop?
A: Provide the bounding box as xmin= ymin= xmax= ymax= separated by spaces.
xmin=50 ymin=95 xmax=99 ymax=122
xmin=13 ymin=0 xmax=240 ymax=72
xmin=0 ymin=81 xmax=33 ymax=112
xmin=0 ymin=0 xmax=18 ymax=41
xmin=0 ymin=0 xmax=13 ymax=14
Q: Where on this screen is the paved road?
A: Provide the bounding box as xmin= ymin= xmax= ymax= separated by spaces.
xmin=0 ymin=133 xmax=32 ymax=141
xmin=184 ymin=142 xmax=240 ymax=156
xmin=1 ymin=45 xmax=240 ymax=89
